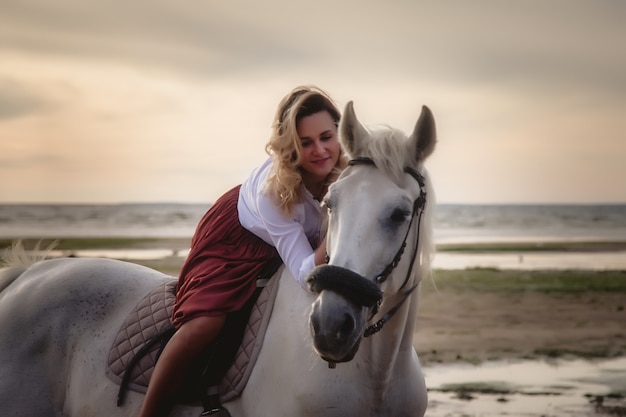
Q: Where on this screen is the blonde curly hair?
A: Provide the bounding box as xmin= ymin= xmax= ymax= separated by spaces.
xmin=265 ymin=86 xmax=347 ymax=214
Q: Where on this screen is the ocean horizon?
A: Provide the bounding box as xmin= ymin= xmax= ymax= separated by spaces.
xmin=1 ymin=202 xmax=626 ymax=243
xmin=2 ymin=203 xmax=626 ymax=270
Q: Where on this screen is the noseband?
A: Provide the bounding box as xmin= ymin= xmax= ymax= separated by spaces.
xmin=308 ymin=157 xmax=428 ymax=338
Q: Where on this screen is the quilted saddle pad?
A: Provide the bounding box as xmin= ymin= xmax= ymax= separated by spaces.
xmin=106 ymin=280 xmax=177 ymax=392
xmin=106 ymin=275 xmax=280 ymax=402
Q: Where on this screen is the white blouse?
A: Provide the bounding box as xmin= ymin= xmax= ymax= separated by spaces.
xmin=237 ymin=158 xmax=322 ymax=289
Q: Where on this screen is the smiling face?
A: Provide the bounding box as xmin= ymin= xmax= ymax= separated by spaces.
xmin=297 ymin=110 xmax=341 ymax=194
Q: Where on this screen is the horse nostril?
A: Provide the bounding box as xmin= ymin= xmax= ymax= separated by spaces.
xmin=337 ymin=312 xmax=356 ymax=339
xmin=310 ymin=299 xmax=322 ymax=336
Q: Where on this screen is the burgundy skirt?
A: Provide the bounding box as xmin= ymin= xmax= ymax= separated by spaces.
xmin=172 ymin=185 xmax=279 ymax=328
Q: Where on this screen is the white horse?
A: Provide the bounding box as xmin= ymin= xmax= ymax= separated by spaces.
xmin=0 ymin=101 xmax=436 ymax=417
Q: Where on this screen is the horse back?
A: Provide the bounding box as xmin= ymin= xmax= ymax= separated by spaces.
xmin=0 ymin=265 xmax=26 ymax=294
xmin=0 ymin=257 xmax=172 ymax=416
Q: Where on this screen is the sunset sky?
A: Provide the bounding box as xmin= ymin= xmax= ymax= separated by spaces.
xmin=1 ymin=1 xmax=625 ymax=204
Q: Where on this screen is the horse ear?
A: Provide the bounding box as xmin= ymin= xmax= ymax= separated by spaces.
xmin=340 ymin=101 xmax=369 ymax=158
xmin=409 ymin=105 xmax=437 ymax=163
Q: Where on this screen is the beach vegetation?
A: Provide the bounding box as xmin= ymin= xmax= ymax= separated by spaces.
xmin=0 ymin=237 xmax=189 ymax=251
xmin=437 ymin=241 xmax=626 ymax=253
xmin=427 ymin=269 xmax=626 ymax=293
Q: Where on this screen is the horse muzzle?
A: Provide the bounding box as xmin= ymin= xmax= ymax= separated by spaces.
xmin=306 ymin=265 xmax=382 ymax=364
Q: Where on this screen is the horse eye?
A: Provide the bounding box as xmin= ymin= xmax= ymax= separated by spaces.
xmin=390 ymin=208 xmax=409 ymax=223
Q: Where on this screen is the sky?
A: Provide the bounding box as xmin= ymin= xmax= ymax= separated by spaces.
xmin=1 ymin=0 xmax=625 ymax=204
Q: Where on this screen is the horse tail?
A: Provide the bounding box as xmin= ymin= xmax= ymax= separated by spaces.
xmin=0 ymin=240 xmax=58 ymax=293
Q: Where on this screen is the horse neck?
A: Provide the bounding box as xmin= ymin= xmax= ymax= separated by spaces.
xmin=386 ymin=212 xmax=431 ymax=340
xmin=363 ymin=223 xmax=430 ymax=379
xmin=373 ymin=279 xmax=421 ymax=352
xmin=269 ymin=266 xmax=317 ymax=351
xmin=356 ymin=280 xmax=421 ymax=395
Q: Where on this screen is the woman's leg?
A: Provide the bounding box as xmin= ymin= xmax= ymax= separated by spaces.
xmin=138 ymin=314 xmax=227 ymax=417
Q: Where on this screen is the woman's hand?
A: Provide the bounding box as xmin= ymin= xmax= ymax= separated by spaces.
xmin=314 ymin=238 xmax=328 ymax=266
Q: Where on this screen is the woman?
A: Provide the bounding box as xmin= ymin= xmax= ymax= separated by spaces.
xmin=138 ymin=85 xmax=347 ymax=417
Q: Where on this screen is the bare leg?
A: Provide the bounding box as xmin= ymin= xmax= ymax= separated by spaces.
xmin=138 ymin=314 xmax=227 ymax=417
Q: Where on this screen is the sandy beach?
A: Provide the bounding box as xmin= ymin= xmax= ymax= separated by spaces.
xmin=416 ymin=271 xmax=626 ymax=365
xmin=414 ymin=265 xmax=625 ymax=417
xmin=414 ymin=267 xmax=626 ymax=416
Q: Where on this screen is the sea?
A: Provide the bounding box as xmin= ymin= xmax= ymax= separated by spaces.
xmin=1 ymin=203 xmax=625 ymax=241
xmin=1 ymin=203 xmax=625 ymax=269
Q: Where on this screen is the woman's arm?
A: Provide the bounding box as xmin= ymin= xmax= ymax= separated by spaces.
xmin=256 ymin=193 xmax=321 ymax=289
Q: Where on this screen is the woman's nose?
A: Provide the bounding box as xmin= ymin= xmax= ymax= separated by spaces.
xmin=313 ymin=140 xmax=325 ymax=154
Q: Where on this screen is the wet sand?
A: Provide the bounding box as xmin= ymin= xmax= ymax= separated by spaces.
xmin=415 ymin=271 xmax=626 ymax=416
xmin=424 ymin=357 xmax=626 ymax=416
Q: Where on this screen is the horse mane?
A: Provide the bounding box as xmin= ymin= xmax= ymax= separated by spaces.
xmin=417 ymin=172 xmax=436 ymax=285
xmin=356 ymin=125 xmax=415 ymax=185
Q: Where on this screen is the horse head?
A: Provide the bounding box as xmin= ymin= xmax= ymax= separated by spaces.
xmin=306 ymin=101 xmax=437 ymax=366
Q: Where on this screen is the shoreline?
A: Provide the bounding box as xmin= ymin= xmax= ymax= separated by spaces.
xmin=4 ymin=236 xmax=626 ymax=252
xmin=4 ymin=236 xmax=626 ymax=275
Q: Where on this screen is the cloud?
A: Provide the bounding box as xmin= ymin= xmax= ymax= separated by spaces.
xmin=0 ymin=0 xmax=625 ymax=203
xmin=1 ymin=0 xmax=624 ymax=96
xmin=0 ymin=77 xmax=55 ymax=120
xmin=0 ymin=1 xmax=321 ymax=79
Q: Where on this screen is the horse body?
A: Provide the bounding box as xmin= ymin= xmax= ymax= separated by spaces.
xmin=0 ymin=101 xmax=436 ymax=417
xmin=0 ymin=257 xmax=425 ymax=417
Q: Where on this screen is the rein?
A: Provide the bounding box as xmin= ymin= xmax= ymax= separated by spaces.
xmin=337 ymin=157 xmax=427 ymax=337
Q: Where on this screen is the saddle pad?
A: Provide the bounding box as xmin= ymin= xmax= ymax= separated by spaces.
xmin=106 ymin=280 xmax=177 ymax=393
xmin=219 ymin=273 xmax=279 ymax=401
xmin=106 ymin=272 xmax=281 ymax=401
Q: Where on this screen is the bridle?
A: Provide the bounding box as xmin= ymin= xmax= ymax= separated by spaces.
xmin=323 ymin=157 xmax=428 ymax=338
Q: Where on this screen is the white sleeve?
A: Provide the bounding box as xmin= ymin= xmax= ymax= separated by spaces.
xmin=256 ymin=192 xmax=316 ymax=290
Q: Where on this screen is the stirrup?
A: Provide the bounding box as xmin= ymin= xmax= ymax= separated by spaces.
xmin=200 ymin=407 xmax=231 ymax=416
xmin=201 ymin=386 xmax=231 ymax=417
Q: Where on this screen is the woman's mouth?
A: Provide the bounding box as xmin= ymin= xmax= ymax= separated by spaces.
xmin=312 ymin=157 xmax=331 ymax=166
